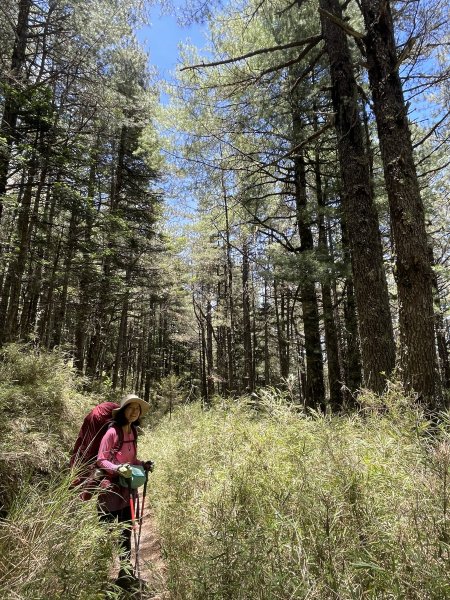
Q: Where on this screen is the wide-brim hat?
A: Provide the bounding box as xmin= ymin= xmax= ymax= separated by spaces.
xmin=112 ymin=393 xmax=150 ymax=418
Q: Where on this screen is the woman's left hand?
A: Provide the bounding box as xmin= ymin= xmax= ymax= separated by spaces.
xmin=117 ymin=464 xmax=133 ymax=478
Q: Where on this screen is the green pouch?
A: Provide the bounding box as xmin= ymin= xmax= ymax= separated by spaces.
xmin=119 ymin=464 xmax=146 ymax=489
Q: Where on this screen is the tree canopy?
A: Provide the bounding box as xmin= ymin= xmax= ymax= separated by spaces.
xmin=0 ymin=0 xmax=449 ymax=408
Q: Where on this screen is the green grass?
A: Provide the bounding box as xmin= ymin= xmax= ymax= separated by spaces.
xmin=140 ymin=387 xmax=450 ymax=599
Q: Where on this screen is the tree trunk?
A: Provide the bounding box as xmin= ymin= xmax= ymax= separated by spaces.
xmin=436 ymin=312 xmax=450 ymax=391
xmin=319 ymin=0 xmax=396 ymax=393
xmin=200 ymin=321 xmax=208 ymax=401
xmin=292 ymin=145 xmax=325 ymax=408
xmin=206 ymin=295 xmax=215 ymax=398
xmin=293 ymin=317 xmax=307 ymax=405
xmin=19 ymin=172 xmax=51 ymax=338
xmin=340 ymin=219 xmax=363 ymax=401
xmin=0 ymin=0 xmax=32 ymax=224
xmin=263 ymin=280 xmax=271 ymax=386
xmin=360 ymin=0 xmax=438 ymax=402
xmin=134 ymin=309 xmax=145 ymax=393
xmin=430 ymin=252 xmax=450 ymax=391
xmin=52 ymin=197 xmax=79 ymax=347
xmin=274 ymin=279 xmax=290 ymax=380
xmin=143 ymin=302 xmax=156 ymax=403
xmin=74 ymin=147 xmax=98 ymax=372
xmin=112 ymin=265 xmax=131 ymax=390
xmin=3 ymin=157 xmax=39 ymax=342
xmin=38 ymin=234 xmax=62 ymax=347
xmin=242 ymin=239 xmax=254 ymax=392
xmin=216 ymin=274 xmax=228 ymax=395
xmin=315 ymin=153 xmax=343 ymax=409
xmin=34 ymin=179 xmax=59 ymax=345
xmin=222 ymin=174 xmax=235 ymax=393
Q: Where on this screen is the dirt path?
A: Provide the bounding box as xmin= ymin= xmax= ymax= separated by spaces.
xmin=107 ymin=490 xmax=169 ymax=599
xmin=131 ymin=508 xmax=169 ymax=599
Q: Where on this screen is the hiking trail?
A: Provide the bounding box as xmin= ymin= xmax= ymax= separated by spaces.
xmin=116 ymin=504 xmax=169 ymax=599
xmin=134 ymin=510 xmax=169 ymax=599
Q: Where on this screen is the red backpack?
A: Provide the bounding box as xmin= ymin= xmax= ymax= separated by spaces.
xmin=70 ymin=401 xmax=137 ymax=500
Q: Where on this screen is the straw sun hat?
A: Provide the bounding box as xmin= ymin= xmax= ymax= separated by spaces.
xmin=112 ymin=393 xmax=150 ymax=418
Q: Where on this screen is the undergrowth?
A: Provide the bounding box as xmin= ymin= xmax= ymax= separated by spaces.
xmin=0 ymin=344 xmax=98 ymax=512
xmin=141 ymin=385 xmax=450 ymax=600
xmin=0 ymin=344 xmax=123 ymax=599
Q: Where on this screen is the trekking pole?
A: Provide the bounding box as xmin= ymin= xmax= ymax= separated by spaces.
xmin=133 ymin=490 xmax=142 ymax=585
xmin=136 ymin=470 xmax=149 ymax=555
xmin=127 ymin=480 xmax=141 ymax=579
xmin=135 ymin=470 xmax=149 ymax=597
xmin=127 ymin=479 xmax=136 ymax=528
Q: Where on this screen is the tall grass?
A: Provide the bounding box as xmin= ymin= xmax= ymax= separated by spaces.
xmin=3 ymin=345 xmax=450 ymax=598
xmin=141 ymin=386 xmax=450 ymax=599
xmin=0 ymin=473 xmax=120 ymax=599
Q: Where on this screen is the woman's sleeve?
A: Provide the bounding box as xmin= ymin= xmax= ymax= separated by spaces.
xmin=97 ymin=429 xmax=120 ymax=475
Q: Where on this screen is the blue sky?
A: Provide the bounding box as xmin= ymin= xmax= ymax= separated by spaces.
xmin=138 ymin=5 xmax=207 ymax=79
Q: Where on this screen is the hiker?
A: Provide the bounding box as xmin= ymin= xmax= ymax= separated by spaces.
xmin=96 ymin=393 xmax=153 ymax=579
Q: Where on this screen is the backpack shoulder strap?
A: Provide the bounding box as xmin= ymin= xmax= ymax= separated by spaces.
xmin=109 ymin=423 xmax=122 ymax=453
xmin=109 ymin=423 xmax=138 ymax=456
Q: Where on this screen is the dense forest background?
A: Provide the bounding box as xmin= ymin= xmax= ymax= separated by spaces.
xmin=1 ymin=2 xmax=450 ymax=598
xmin=0 ymin=0 xmax=449 ymax=409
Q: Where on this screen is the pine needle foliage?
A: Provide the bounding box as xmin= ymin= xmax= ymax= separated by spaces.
xmin=141 ymin=388 xmax=450 ymax=599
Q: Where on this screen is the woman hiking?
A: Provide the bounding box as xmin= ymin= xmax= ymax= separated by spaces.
xmin=96 ymin=393 xmax=153 ymax=585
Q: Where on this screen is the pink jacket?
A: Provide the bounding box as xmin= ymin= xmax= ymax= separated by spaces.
xmin=97 ymin=427 xmax=143 ymax=512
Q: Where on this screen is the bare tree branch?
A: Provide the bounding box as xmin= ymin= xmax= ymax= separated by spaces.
xmin=412 ymin=109 xmax=450 ymax=149
xmin=418 ymin=160 xmax=450 ymax=178
xmin=290 ymin=49 xmax=326 ymax=94
xmin=253 ymin=40 xmax=322 ymax=82
xmin=179 ymin=34 xmax=322 ymax=71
